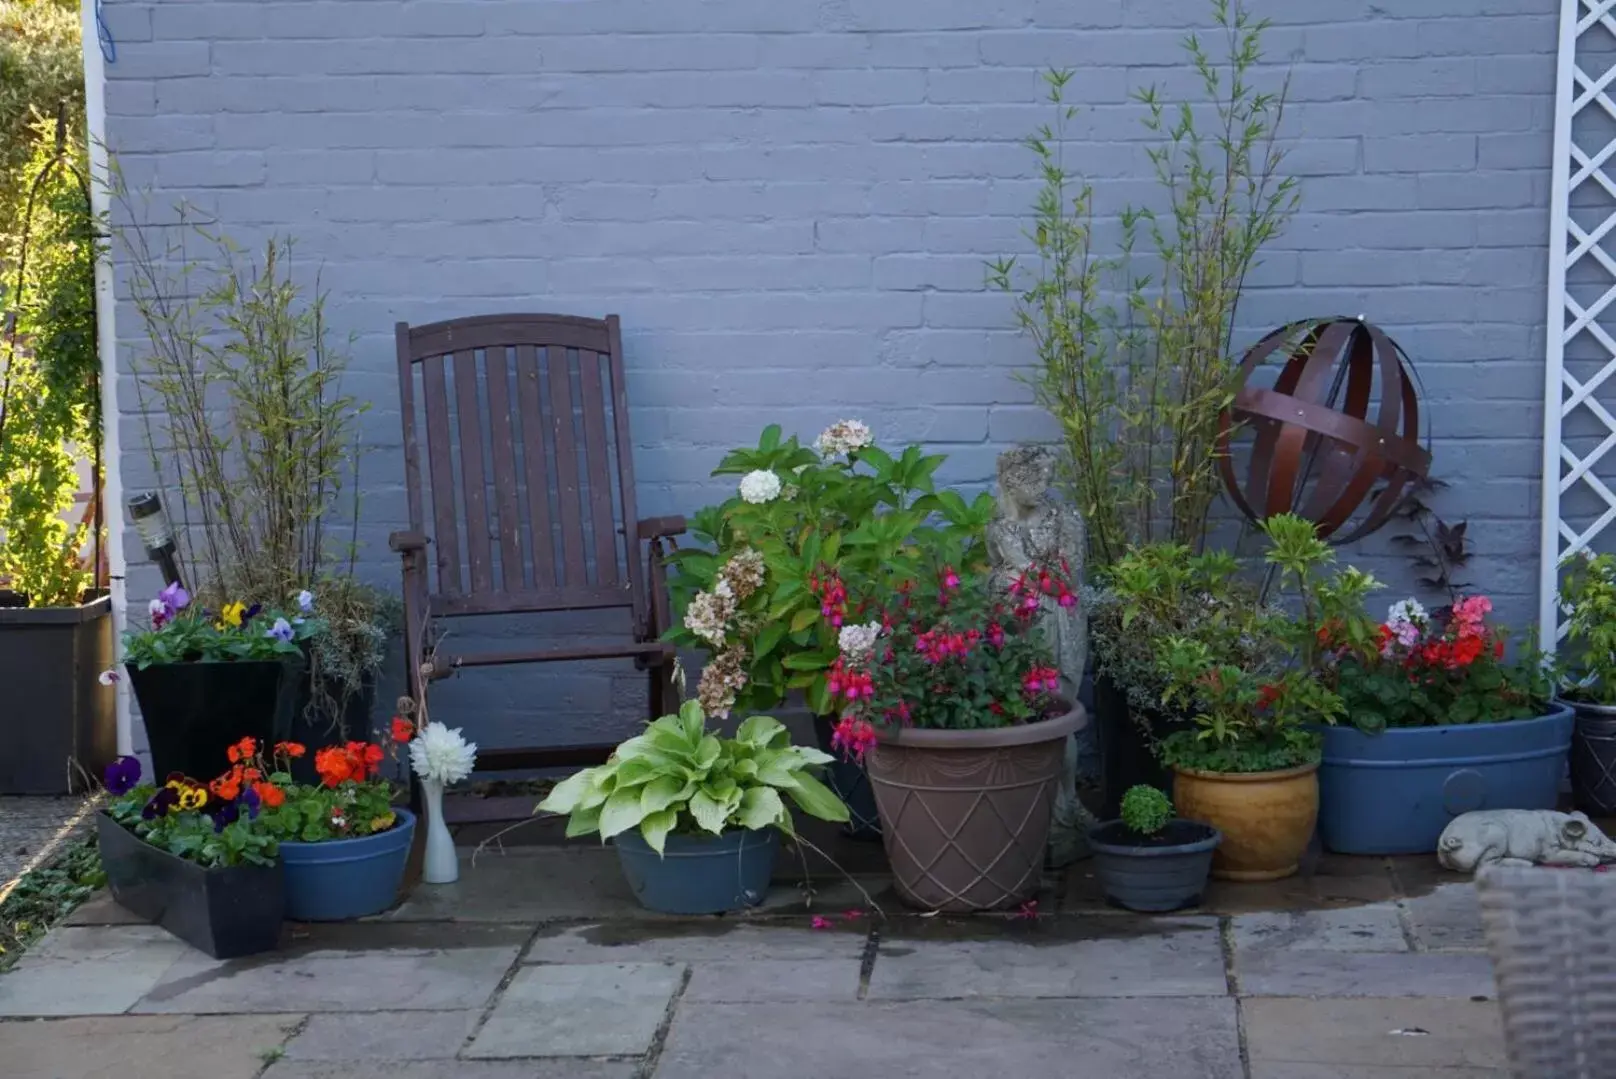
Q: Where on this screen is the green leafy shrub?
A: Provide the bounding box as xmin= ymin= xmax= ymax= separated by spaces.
xmin=1154 ymin=514 xmax=1380 ymax=774
xmin=536 ymin=701 xmax=849 ymax=853
xmin=664 ymin=421 xmax=994 ymax=718
xmin=1119 ymin=786 xmax=1173 ymax=836
xmin=1560 ymin=552 xmax=1616 ymax=705
xmin=0 ymin=0 xmax=82 ymax=200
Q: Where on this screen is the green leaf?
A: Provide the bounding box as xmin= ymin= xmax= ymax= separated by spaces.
xmin=537 ymin=767 xmax=596 ymax=815
xmin=782 ymin=772 xmax=850 ymax=824
xmin=598 ymin=786 xmax=647 ymax=840
xmin=782 ymin=652 xmax=833 ymax=671
xmin=754 ymin=622 xmax=788 ymax=660
xmin=639 ymin=775 xmax=688 ymax=816
xmin=688 ymin=789 xmax=729 ymax=835
xmin=737 ymin=786 xmax=786 ymax=831
xmin=679 ymin=700 xmax=707 ymax=743
xmin=639 ymin=809 xmax=677 ymax=854
xmin=563 ymin=805 xmax=602 ymax=838
xmin=789 ymin=608 xmax=820 ymax=633
xmin=735 ymin=714 xmax=788 ymax=749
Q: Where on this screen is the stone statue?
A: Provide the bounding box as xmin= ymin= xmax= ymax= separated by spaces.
xmin=987 ymin=445 xmax=1095 ymax=866
xmin=1438 ymin=810 xmax=1616 ymax=874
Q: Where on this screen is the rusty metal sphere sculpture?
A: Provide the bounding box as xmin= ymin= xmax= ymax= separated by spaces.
xmin=1216 ymin=316 xmax=1431 ymax=545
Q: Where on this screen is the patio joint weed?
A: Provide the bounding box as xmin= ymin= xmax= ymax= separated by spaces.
xmin=1219 ymin=916 xmax=1253 ymax=1079
xmin=856 ymin=921 xmax=880 ymax=1000
xmin=635 ymin=960 xmax=692 ymax=1079
xmin=461 ymin=923 xmax=544 ymax=1052
xmin=0 ymin=833 xmax=104 ymax=973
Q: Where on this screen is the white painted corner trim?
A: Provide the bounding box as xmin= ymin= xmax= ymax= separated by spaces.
xmin=1540 ymin=0 xmax=1616 ymax=649
xmin=81 ymin=0 xmax=128 ymax=753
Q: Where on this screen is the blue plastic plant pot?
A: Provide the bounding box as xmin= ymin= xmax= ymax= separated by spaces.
xmin=278 ymin=809 xmax=415 ymax=921
xmin=1318 ymin=706 xmax=1574 ymax=855
xmin=614 ymin=827 xmax=779 ymax=915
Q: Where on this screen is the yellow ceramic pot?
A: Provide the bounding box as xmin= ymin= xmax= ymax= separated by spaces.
xmin=1172 ymin=762 xmax=1319 ymax=882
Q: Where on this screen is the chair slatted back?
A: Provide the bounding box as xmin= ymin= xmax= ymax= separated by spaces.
xmin=395 ymin=314 xmax=645 ymax=625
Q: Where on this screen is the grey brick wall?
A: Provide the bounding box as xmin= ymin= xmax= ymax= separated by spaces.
xmin=103 ymin=0 xmax=1561 ymax=752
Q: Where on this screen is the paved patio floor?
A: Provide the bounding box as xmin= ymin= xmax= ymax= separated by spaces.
xmin=0 ymin=821 xmax=1510 ymax=1079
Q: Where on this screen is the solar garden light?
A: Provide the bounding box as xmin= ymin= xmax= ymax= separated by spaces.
xmin=127 ymin=492 xmax=184 ymax=589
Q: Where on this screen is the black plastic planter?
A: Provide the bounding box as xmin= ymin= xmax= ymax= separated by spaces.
xmin=96 ymin=811 xmax=283 ymax=958
xmin=1568 ymin=698 xmax=1616 ymax=817
xmin=0 ymin=592 xmax=115 ymax=794
xmin=1088 ymin=819 xmax=1221 ymax=913
xmin=811 ymin=713 xmax=881 ymax=840
xmin=1094 ymin=675 xmax=1187 ymax=818
xmin=128 ymin=659 xmax=300 ymax=781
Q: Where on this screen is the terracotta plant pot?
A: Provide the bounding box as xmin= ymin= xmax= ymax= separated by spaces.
xmin=1172 ymin=762 xmax=1319 ymax=882
xmin=865 ymin=704 xmax=1085 ymax=912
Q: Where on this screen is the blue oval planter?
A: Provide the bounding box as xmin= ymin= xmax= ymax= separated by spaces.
xmin=279 ymin=809 xmax=415 ymax=921
xmin=1318 ymin=706 xmax=1574 ymax=855
xmin=614 ymin=827 xmax=779 ymax=915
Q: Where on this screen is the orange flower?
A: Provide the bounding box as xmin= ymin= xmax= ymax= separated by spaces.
xmin=232 ymin=737 xmax=258 ymax=762
xmin=254 ymin=780 xmax=285 ymax=808
xmin=390 ymin=716 xmax=414 ymax=744
xmin=275 ymin=741 xmax=307 ymax=759
xmin=210 ymin=767 xmax=242 ymax=802
xmin=242 ymin=767 xmax=261 ymax=783
xmin=362 ymin=743 xmax=384 ymax=776
xmin=314 ymin=746 xmax=352 ymax=788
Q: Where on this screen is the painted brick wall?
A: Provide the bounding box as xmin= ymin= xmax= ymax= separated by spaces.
xmin=101 ymin=0 xmax=1561 ymax=752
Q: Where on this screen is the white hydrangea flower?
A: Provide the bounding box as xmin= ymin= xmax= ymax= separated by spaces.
xmin=1386 ymin=598 xmax=1427 ymax=627
xmin=815 ymin=419 xmax=873 ymax=458
xmin=739 ymin=469 xmax=782 ymax=504
xmin=684 ymin=584 xmax=736 ymax=647
xmin=837 ymin=621 xmax=883 ymax=659
xmin=409 ymin=721 xmax=479 ymax=785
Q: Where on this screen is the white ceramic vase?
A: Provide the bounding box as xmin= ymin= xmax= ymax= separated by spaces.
xmin=419 ymin=777 xmax=459 ymax=884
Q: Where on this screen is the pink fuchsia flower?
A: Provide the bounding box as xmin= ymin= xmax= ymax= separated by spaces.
xmin=830 ymin=716 xmax=878 ymax=764
xmin=941 ymin=565 xmax=961 ymax=591
xmin=1056 ymin=590 xmax=1077 ymax=609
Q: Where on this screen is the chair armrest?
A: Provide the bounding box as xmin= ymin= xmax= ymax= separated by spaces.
xmin=389 ymin=530 xmax=431 ymax=553
xmin=637 ymin=516 xmax=687 ymax=542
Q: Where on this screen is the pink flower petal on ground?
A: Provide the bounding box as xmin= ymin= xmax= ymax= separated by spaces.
xmin=842 ymin=909 xmax=864 ymax=920
xmin=1014 ymin=900 xmax=1039 ymax=920
xmin=811 ymin=915 xmax=833 ymax=929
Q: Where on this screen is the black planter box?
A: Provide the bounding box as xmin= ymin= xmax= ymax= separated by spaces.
xmin=0 ymin=593 xmax=114 ymax=794
xmin=1095 ymin=675 xmax=1187 ymax=818
xmin=96 ymin=811 xmax=283 ymax=958
xmin=128 ymin=659 xmax=300 ymax=782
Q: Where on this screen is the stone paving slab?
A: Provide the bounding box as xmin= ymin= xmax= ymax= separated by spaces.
xmin=525 ymin=921 xmax=867 ymax=963
xmin=1237 ymin=949 xmax=1497 ymax=998
xmin=465 ymin=961 xmax=684 ymax=1058
xmin=281 ymin=1010 xmax=483 ymax=1061
xmin=651 ymin=998 xmax=1243 ymax=1078
xmin=1248 ymin=1066 xmax=1506 ymax=1078
xmin=134 ymin=944 xmax=521 ymax=1014
xmin=1232 ymin=905 xmax=1409 ymax=954
xmin=1244 ymin=997 xmax=1508 ymax=1073
xmin=0 ymin=926 xmax=194 ymax=1017
xmin=684 ymin=958 xmax=862 ymax=1002
xmin=0 ymin=1013 xmax=302 ymax=1079
xmin=266 ymin=1063 xmax=638 ymax=1079
xmin=867 ymin=916 xmax=1227 ymax=1000
xmin=62 ymin=889 xmax=148 ymax=926
xmin=1402 ymin=883 xmax=1487 ymax=952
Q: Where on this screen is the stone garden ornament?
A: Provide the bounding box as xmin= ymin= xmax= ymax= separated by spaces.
xmin=1437 ymin=809 xmax=1616 ymax=874
xmin=987 ymin=445 xmax=1096 ymax=866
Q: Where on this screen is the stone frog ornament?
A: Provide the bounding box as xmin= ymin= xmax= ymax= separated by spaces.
xmin=986 ymin=444 xmax=1095 ymax=867
xmin=1437 ymin=810 xmax=1616 ymax=874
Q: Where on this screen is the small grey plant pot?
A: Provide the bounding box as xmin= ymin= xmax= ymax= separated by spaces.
xmin=1088 ymin=819 xmax=1222 ymax=913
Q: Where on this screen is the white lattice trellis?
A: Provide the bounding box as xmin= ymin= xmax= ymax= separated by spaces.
xmin=1541 ymin=0 xmax=1616 ymax=645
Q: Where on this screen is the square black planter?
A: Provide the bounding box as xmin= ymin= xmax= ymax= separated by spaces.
xmin=127 ymin=658 xmax=300 ymax=782
xmin=0 ymin=593 xmax=114 ymax=794
xmin=96 ymin=812 xmax=284 ymax=959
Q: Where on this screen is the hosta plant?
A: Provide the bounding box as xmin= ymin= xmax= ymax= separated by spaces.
xmin=1119 ymin=785 xmax=1173 ymax=837
xmin=664 ymin=421 xmax=995 ymax=719
xmin=535 ymin=702 xmax=849 ymax=854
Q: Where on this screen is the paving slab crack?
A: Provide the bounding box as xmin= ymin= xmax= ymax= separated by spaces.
xmin=460 ymin=924 xmax=542 ymax=1055
xmin=252 ymin=1014 xmax=308 ymax=1078
xmin=1219 ymin=916 xmax=1252 ymax=1079
xmin=856 ymin=921 xmax=880 ymax=1001
xmin=635 ymin=962 xmax=692 ymax=1079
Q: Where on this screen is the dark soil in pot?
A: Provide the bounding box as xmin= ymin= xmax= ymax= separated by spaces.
xmin=1088 ymin=818 xmax=1220 ymax=913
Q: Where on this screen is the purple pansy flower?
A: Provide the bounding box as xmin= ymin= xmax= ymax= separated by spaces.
xmin=266 ymin=617 xmax=294 ymax=643
xmin=242 ymin=602 xmax=262 ymax=624
xmin=158 ymin=581 xmax=190 ymax=612
xmin=148 ymin=597 xmax=172 ymax=629
xmin=103 ymin=755 xmax=142 ymax=796
xmin=212 ymin=799 xmax=240 ymax=832
xmin=296 ymin=590 xmax=314 ymax=613
xmin=141 ymin=786 xmax=178 ymax=820
xmin=241 ymin=785 xmax=261 ymax=819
